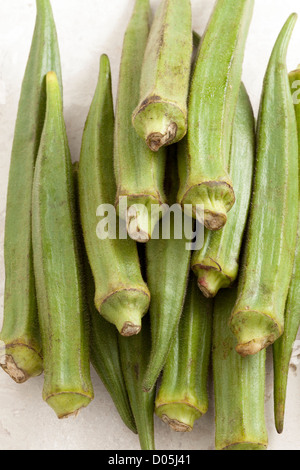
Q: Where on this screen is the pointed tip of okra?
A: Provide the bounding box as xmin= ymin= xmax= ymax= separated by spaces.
xmin=46 ymin=392 xmax=93 ymax=419
xmin=120 ymin=323 xmax=141 ymax=337
xmin=275 ymin=403 xmax=285 ymax=434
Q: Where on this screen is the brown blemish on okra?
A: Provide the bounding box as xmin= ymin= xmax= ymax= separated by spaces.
xmin=1 ymin=355 xmax=29 ymax=384
xmin=147 ymin=122 xmax=178 ymax=152
xmin=161 ymin=416 xmax=192 ymax=433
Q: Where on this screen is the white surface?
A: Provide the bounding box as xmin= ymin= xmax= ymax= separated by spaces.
xmin=0 ymin=0 xmax=300 ymax=451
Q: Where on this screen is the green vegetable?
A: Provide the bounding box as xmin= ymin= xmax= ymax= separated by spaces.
xmin=78 ymin=53 xmax=150 ymax=336
xmin=143 ymin=152 xmax=191 ymax=393
xmin=230 ymin=14 xmax=299 ymax=357
xmin=213 ymin=288 xmax=268 ymax=450
xmin=114 ymin=0 xmax=167 ymax=242
xmin=119 ymin=316 xmax=155 ymax=450
xmin=32 ymin=72 xmax=93 ymax=418
xmin=177 ymin=0 xmax=254 ymax=231
xmin=155 ymin=275 xmax=212 ymax=431
xmin=132 ymin=0 xmax=193 ymax=151
xmin=273 ymin=66 xmax=300 ymax=434
xmin=192 ymin=83 xmax=255 ymax=297
xmin=0 ymin=0 xmax=62 ymax=383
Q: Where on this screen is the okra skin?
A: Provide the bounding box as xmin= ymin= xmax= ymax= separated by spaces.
xmin=213 ymin=288 xmax=268 ymax=450
xmin=155 ymin=276 xmax=212 ymax=432
xmin=273 ymin=68 xmax=300 ymax=434
xmin=192 ymin=83 xmax=255 ymax=297
xmin=79 ymin=54 xmax=150 ymax=336
xmin=177 ymin=0 xmax=254 ymax=231
xmin=143 ymin=155 xmax=191 ymax=393
xmin=114 ymin=0 xmax=167 ymax=243
xmin=230 ymin=14 xmax=299 ymax=357
xmin=119 ymin=317 xmax=155 ymax=450
xmin=32 ymin=72 xmax=93 ymax=419
xmin=132 ymin=0 xmax=193 ymax=151
xmin=0 ymin=0 xmax=62 ymax=383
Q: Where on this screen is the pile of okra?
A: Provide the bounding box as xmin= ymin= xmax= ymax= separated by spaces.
xmin=2 ymin=0 xmax=300 ymax=450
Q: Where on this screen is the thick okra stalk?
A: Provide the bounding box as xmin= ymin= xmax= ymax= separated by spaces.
xmin=0 ymin=0 xmax=62 ymax=383
xmin=32 ymin=72 xmax=93 ymax=419
xmin=230 ymin=14 xmax=299 ymax=357
xmin=191 ymin=83 xmax=255 ymax=297
xmin=114 ymin=0 xmax=167 ymax=243
xmin=132 ymin=0 xmax=193 ymax=151
xmin=119 ymin=317 xmax=155 ymax=450
xmin=79 ymin=54 xmax=150 ymax=336
xmin=177 ymin=0 xmax=254 ymax=231
xmin=143 ymin=154 xmax=191 ymax=393
xmin=213 ymin=289 xmax=268 ymax=450
xmin=273 ymin=67 xmax=300 ymax=434
xmin=155 ymin=276 xmax=212 ymax=432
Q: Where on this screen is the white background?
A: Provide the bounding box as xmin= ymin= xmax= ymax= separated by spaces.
xmin=0 ymin=0 xmax=300 ymax=450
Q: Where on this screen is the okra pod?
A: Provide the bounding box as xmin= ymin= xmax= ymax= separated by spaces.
xmin=132 ymin=0 xmax=193 ymax=151
xmin=273 ymin=67 xmax=300 ymax=434
xmin=230 ymin=14 xmax=299 ymax=357
xmin=143 ymin=153 xmax=191 ymax=393
xmin=177 ymin=0 xmax=254 ymax=231
xmin=0 ymin=0 xmax=62 ymax=383
xmin=73 ymin=162 xmax=137 ymax=434
xmin=191 ymin=83 xmax=255 ymax=297
xmin=79 ymin=54 xmax=150 ymax=336
xmin=213 ymin=288 xmax=268 ymax=450
xmin=155 ymin=275 xmax=212 ymax=432
xmin=119 ymin=317 xmax=155 ymax=450
xmin=32 ymin=72 xmax=93 ymax=418
xmin=114 ymin=0 xmax=167 ymax=243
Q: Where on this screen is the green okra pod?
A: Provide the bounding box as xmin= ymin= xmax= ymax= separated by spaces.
xmin=273 ymin=66 xmax=300 ymax=434
xmin=114 ymin=0 xmax=167 ymax=243
xmin=192 ymin=83 xmax=255 ymax=297
xmin=132 ymin=0 xmax=193 ymax=151
xmin=143 ymin=153 xmax=191 ymax=393
xmin=119 ymin=316 xmax=155 ymax=450
xmin=73 ymin=162 xmax=137 ymax=434
xmin=155 ymin=275 xmax=212 ymax=432
xmin=0 ymin=0 xmax=62 ymax=383
xmin=32 ymin=72 xmax=93 ymax=419
xmin=79 ymin=54 xmax=150 ymax=336
xmin=213 ymin=288 xmax=268 ymax=450
xmin=177 ymin=0 xmax=254 ymax=231
xmin=230 ymin=14 xmax=299 ymax=357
